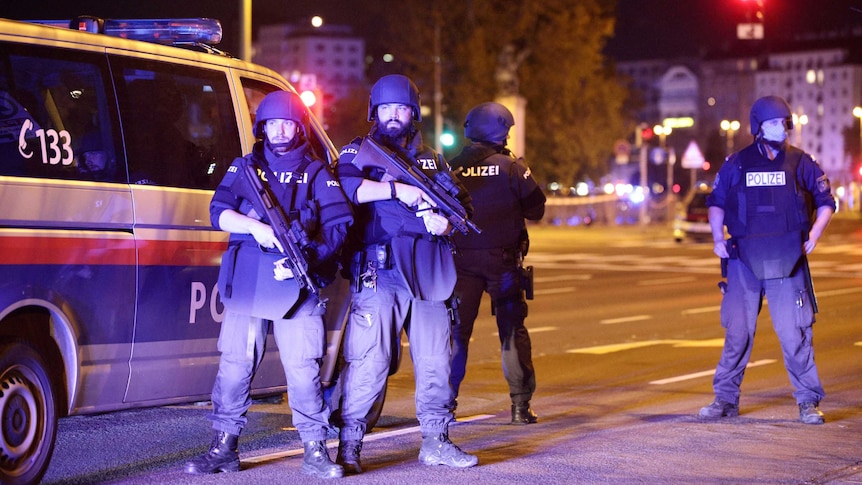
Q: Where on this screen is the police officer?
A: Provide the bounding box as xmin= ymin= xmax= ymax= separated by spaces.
xmin=185 ymin=91 xmax=353 ymax=478
xmin=335 ymin=74 xmax=478 ymax=473
xmin=698 ymin=95 xmax=835 ymax=425
xmin=448 ymin=102 xmax=546 ymax=424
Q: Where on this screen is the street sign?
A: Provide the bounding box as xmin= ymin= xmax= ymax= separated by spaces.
xmin=680 ymin=140 xmax=705 ymax=169
xmin=614 ymin=139 xmax=631 ymax=164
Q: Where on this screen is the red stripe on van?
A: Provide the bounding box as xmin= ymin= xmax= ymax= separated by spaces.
xmin=0 ymin=235 xmax=136 ymax=265
xmin=0 ymin=235 xmax=227 ymax=266
xmin=136 ymin=239 xmax=227 ymax=266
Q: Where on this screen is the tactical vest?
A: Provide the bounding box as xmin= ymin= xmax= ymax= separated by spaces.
xmin=724 ymin=144 xmax=810 ymax=280
xmin=452 ymin=149 xmax=524 ymax=249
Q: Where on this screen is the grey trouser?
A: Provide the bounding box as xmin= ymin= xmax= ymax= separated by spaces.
xmin=339 ymin=269 xmax=454 ymax=441
xmin=713 ymin=258 xmax=824 ymax=405
xmin=209 ymin=305 xmax=334 ymax=442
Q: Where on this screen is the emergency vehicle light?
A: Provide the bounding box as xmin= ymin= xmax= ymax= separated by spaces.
xmin=28 ymin=17 xmax=222 ymax=47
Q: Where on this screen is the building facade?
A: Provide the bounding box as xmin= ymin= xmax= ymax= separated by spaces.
xmin=618 ymin=41 xmax=862 ymax=191
xmin=253 ymin=21 xmax=366 ymax=111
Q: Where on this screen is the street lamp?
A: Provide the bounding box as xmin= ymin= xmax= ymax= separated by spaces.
xmin=853 ymin=106 xmax=862 ymax=153
xmin=654 ymin=124 xmax=675 ymax=220
xmin=792 ymin=113 xmax=808 ymax=147
xmin=720 ymin=119 xmax=740 ymax=155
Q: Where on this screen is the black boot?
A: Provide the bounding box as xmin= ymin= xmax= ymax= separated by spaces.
xmin=511 ymin=402 xmax=538 ymax=425
xmin=184 ymin=431 xmax=240 ymax=474
xmin=301 ymin=440 xmax=344 ymax=478
xmin=336 ymin=439 xmax=363 ymax=475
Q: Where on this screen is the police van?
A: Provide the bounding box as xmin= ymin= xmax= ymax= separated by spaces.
xmin=0 ymin=16 xmax=350 ymax=485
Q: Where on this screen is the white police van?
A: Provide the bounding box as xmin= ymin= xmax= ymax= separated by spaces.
xmin=0 ymin=16 xmax=350 ymax=485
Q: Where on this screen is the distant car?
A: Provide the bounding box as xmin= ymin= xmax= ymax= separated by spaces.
xmin=673 ymin=185 xmax=714 ymax=242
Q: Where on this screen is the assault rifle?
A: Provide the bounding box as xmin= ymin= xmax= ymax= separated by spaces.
xmin=354 ymin=137 xmax=481 ymax=235
xmin=231 ymin=158 xmax=319 ymax=295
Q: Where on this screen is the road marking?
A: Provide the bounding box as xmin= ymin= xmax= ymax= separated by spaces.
xmin=534 ymin=274 xmax=592 ymax=282
xmin=243 ymin=414 xmax=495 ymax=465
xmin=567 ymin=338 xmax=725 ymax=355
xmin=650 ymin=359 xmax=777 ymax=385
xmin=638 ymin=276 xmax=698 ymax=286
xmin=600 ymin=315 xmax=652 ymax=324
xmin=494 ymin=326 xmax=557 ymax=337
xmin=534 ymin=287 xmax=577 ymax=295
xmin=681 ymin=305 xmax=720 ymax=315
xmin=817 ymin=287 xmax=862 ymax=297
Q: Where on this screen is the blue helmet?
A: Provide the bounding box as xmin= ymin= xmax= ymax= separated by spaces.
xmin=253 ymin=90 xmax=308 ymax=138
xmin=368 ymin=74 xmax=421 ymax=122
xmin=749 ymin=95 xmax=792 ymax=135
xmin=464 ymin=102 xmax=514 ymax=143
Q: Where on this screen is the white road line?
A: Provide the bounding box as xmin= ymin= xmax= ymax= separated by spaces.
xmin=817 ymin=287 xmax=862 ymax=297
xmin=534 ymin=274 xmax=593 ymax=282
xmin=567 ymin=338 xmax=725 ymax=355
xmin=638 ymin=276 xmax=698 ymax=286
xmin=243 ymin=414 xmax=495 ymax=465
xmin=649 ymin=359 xmax=777 ymax=385
xmin=534 ymin=287 xmax=577 ymax=295
xmin=493 ymin=326 xmax=557 ymax=337
xmin=600 ymin=315 xmax=652 ymax=324
xmin=681 ymin=305 xmax=720 ymax=315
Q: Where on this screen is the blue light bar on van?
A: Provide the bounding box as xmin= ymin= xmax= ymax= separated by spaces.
xmin=28 ymin=17 xmax=223 ymax=46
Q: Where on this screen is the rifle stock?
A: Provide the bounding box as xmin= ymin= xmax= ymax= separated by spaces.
xmin=354 ymin=137 xmax=481 ymax=235
xmin=232 ymin=159 xmax=319 ymax=295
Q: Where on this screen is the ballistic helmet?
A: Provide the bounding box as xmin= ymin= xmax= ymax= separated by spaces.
xmin=749 ymin=95 xmax=792 ymax=135
xmin=253 ymin=90 xmax=308 ymax=138
xmin=368 ymin=74 xmax=421 ymax=122
xmin=464 ymin=102 xmax=514 ymax=143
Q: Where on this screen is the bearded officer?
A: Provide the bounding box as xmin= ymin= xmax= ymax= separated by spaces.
xmin=334 ymin=74 xmax=478 ymax=474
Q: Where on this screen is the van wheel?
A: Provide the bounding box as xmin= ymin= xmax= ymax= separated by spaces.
xmin=0 ymin=342 xmax=58 ymax=485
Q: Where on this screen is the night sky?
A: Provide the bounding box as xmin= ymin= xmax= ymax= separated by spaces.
xmin=3 ymin=1 xmax=861 ymax=60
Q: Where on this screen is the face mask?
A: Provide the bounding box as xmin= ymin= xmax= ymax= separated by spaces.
xmin=761 ymin=122 xmax=788 ymax=143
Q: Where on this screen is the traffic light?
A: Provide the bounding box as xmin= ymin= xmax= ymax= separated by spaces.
xmin=299 ymin=88 xmax=323 ymax=122
xmin=439 ymin=127 xmax=455 ymax=148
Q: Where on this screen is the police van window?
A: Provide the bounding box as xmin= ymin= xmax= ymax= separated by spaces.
xmin=0 ymin=43 xmax=121 ymax=182
xmin=241 ymin=77 xmax=332 ymax=166
xmin=111 ymin=56 xmax=240 ymax=189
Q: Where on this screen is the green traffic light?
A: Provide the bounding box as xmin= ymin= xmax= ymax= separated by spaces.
xmin=440 ymin=132 xmax=455 ymax=147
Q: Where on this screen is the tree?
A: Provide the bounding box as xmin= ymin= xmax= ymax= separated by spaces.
xmin=360 ymin=0 xmax=630 ymax=187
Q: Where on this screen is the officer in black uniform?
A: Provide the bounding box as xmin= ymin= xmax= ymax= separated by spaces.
xmin=334 ymin=74 xmax=478 ymax=473
xmin=698 ymin=95 xmax=835 ymax=425
xmin=185 ymin=91 xmax=353 ymax=478
xmin=448 ymin=102 xmax=546 ymax=424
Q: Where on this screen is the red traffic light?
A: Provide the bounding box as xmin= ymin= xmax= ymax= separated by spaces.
xmin=640 ymin=128 xmax=654 ymax=142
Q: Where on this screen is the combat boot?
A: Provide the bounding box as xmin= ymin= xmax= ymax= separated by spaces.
xmin=418 ymin=433 xmax=478 ymax=468
xmin=798 ymin=402 xmax=825 ymax=425
xmin=301 ymin=440 xmax=343 ymax=479
xmin=184 ymin=431 xmax=240 ymax=474
xmin=336 ymin=439 xmax=363 ymax=474
xmin=698 ymin=399 xmax=739 ymax=420
xmin=511 ymin=402 xmax=538 ymax=425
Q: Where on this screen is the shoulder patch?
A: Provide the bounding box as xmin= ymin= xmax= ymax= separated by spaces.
xmin=816 ymin=174 xmax=830 ymax=193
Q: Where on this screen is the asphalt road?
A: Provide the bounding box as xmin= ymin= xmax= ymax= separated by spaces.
xmin=42 ymin=215 xmax=862 ymax=484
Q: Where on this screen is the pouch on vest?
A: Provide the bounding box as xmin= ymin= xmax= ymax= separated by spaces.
xmin=390 ymin=236 xmax=456 ymax=301
xmin=217 ymin=244 xmax=304 ymax=320
xmin=736 ymin=231 xmax=803 ymax=280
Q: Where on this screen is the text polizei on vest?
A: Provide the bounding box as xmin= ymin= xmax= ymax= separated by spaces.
xmin=746 ymin=171 xmax=786 ymax=187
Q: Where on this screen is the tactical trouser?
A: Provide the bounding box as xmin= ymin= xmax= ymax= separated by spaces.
xmin=451 ymin=247 xmax=535 ymax=405
xmin=208 ymin=303 xmax=334 ymax=443
xmin=338 ymin=268 xmax=455 ymax=441
xmin=712 ymin=258 xmax=824 ymax=406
